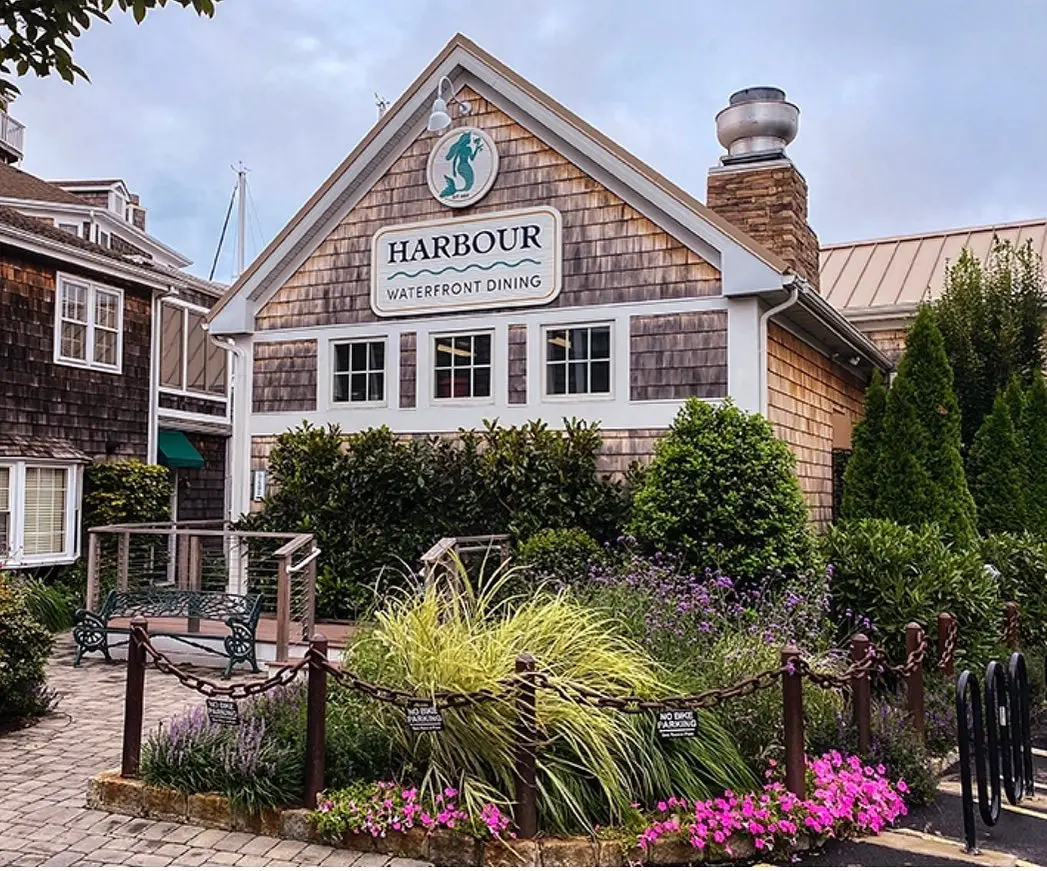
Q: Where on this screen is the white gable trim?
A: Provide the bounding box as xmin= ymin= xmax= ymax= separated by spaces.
xmin=209 ymin=45 xmax=785 ymax=336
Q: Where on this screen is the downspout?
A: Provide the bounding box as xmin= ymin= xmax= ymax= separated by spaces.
xmin=758 ymin=275 xmax=801 ymax=415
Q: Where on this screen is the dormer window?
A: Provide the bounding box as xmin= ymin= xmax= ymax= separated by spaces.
xmin=110 ymin=190 xmax=127 ymax=219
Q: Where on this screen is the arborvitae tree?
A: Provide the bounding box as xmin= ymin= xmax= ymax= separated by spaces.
xmin=936 ymin=239 xmax=1047 ymax=445
xmin=841 ymin=368 xmax=888 ymax=520
xmin=1004 ymin=373 xmax=1027 ymax=427
xmin=1022 ymin=371 xmax=1047 ymax=533
xmin=878 ymin=306 xmax=978 ymax=544
xmin=968 ymin=392 xmax=1027 ymax=535
xmin=1003 ymin=372 xmax=1030 ymax=526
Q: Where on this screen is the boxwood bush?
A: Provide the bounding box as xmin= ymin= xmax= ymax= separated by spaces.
xmin=628 ymin=399 xmax=814 ymax=583
xmin=822 ymin=519 xmax=999 ymax=665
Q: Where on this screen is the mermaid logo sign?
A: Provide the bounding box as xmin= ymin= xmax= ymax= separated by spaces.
xmin=426 ymin=126 xmax=499 ymax=208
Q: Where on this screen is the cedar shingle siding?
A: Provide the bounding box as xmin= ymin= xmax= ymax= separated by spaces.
xmin=252 ymin=340 xmax=317 ymax=413
xmin=508 ymin=324 xmax=527 ymax=404
xmin=399 ymin=332 xmax=417 ymax=408
xmin=629 ymin=311 xmax=727 ymax=400
xmin=255 ymin=87 xmax=721 ymax=331
xmin=0 ymin=250 xmax=151 ymax=460
xmin=158 ymin=392 xmax=227 ymax=418
xmin=766 ymin=323 xmax=866 ymax=529
xmin=175 ymin=431 xmax=227 ymax=521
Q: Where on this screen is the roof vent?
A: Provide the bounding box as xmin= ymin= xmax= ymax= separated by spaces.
xmin=715 ymin=87 xmax=798 ymax=164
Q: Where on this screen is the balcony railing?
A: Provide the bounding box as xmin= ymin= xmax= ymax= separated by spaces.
xmin=0 ymin=109 xmax=24 ymax=160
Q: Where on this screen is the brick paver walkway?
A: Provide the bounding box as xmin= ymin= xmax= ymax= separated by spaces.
xmin=0 ymin=636 xmax=426 ymax=867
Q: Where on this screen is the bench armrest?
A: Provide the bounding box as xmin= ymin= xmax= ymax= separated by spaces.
xmin=73 ymin=608 xmax=106 ymax=629
xmin=225 ymin=614 xmax=257 ymax=636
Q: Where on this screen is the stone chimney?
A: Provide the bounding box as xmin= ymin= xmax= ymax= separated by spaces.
xmin=706 ymin=87 xmax=819 ymax=289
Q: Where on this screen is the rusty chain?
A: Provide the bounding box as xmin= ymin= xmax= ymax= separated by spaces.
xmin=799 ymin=646 xmax=880 ymax=690
xmin=317 ymin=659 xmax=510 ymax=709
xmin=133 ymin=625 xmax=310 ymax=699
xmin=1003 ymin=607 xmax=1020 ymax=645
xmin=879 ymin=633 xmax=928 ymax=679
xmin=938 ymin=618 xmax=958 ymax=671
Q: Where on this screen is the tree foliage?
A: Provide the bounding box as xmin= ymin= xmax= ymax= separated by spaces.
xmin=627 ymin=398 xmax=814 ymax=582
xmin=840 ymin=368 xmax=887 ymax=520
xmin=935 ymin=239 xmax=1046 ymax=445
xmin=967 ymin=392 xmax=1027 ymax=536
xmin=876 ymin=306 xmax=977 ymax=544
xmin=1023 ymin=371 xmax=1047 ymax=533
xmin=0 ymin=0 xmax=219 ymax=102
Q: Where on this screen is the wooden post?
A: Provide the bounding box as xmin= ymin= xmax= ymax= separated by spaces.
xmin=905 ymin=623 xmax=926 ymax=743
xmin=303 ymin=634 xmax=328 ymax=810
xmin=851 ymin=634 xmax=871 ymax=755
xmin=1004 ymin=601 xmax=1020 ymax=650
xmin=781 ymin=645 xmax=806 ymax=799
xmin=276 ymin=555 xmax=290 ymax=663
xmin=86 ymin=532 xmax=100 ymax=611
xmin=937 ymin=612 xmax=956 ymax=677
xmin=121 ymin=617 xmax=148 ymax=779
xmin=117 ymin=532 xmax=130 ymax=593
xmin=514 ymin=653 xmax=538 ymax=839
xmin=188 ymin=535 xmax=202 ymax=634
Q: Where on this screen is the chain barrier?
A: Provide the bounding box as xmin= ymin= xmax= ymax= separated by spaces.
xmin=1003 ymin=607 xmax=1020 ymax=646
xmin=317 ymin=659 xmax=510 ymax=709
xmin=880 ymin=633 xmax=928 ymax=680
xmin=133 ymin=625 xmax=310 ymax=699
xmin=800 ymin=647 xmax=880 ymax=690
xmin=939 ymin=619 xmax=959 ymax=671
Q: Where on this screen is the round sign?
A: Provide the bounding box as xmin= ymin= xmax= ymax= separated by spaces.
xmin=426 ymin=126 xmax=499 ymax=209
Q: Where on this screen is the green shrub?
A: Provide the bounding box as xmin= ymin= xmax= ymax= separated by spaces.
xmin=981 ymin=533 xmax=1047 ymax=648
xmin=627 ymin=398 xmax=814 ymax=582
xmin=242 ymin=421 xmax=626 ymax=619
xmin=11 ymin=578 xmax=74 ymax=632
xmin=822 ymin=519 xmax=999 ymax=665
xmin=0 ymin=574 xmax=55 ymax=724
xmin=841 ymin=369 xmax=888 ymax=521
xmin=967 ymin=392 xmax=1027 ymax=535
xmin=346 ymin=562 xmax=756 ymax=834
xmin=1023 ymin=372 xmax=1047 ymax=533
xmin=83 ymin=459 xmax=172 ymax=527
xmin=515 ymin=528 xmax=604 ymax=591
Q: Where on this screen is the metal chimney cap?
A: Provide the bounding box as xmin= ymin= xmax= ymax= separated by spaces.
xmin=716 ymin=86 xmax=799 ymax=163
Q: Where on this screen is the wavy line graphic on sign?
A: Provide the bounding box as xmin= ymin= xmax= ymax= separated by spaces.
xmin=388 ymin=258 xmax=541 ymax=280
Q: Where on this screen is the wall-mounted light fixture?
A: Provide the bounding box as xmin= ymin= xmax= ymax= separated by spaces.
xmin=427 ymin=75 xmax=472 ymax=132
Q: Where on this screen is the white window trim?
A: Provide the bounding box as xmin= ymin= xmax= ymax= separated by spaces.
xmin=540 ymin=320 xmax=615 ymax=402
xmin=53 ymin=272 xmax=124 ymax=374
xmin=158 ymin=297 xmax=229 ymax=400
xmin=430 ymin=329 xmax=496 ymax=405
xmin=329 ymin=336 xmax=388 ymax=409
xmin=0 ymin=461 xmax=81 ymax=569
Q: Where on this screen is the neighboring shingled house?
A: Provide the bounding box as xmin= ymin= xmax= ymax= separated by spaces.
xmin=0 ymin=131 xmax=231 ymax=567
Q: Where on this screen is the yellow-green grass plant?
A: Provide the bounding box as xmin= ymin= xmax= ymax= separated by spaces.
xmin=341 ymin=556 xmax=757 ymax=835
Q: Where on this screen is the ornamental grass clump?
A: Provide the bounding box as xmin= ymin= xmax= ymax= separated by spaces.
xmin=346 ymin=559 xmax=756 ymax=835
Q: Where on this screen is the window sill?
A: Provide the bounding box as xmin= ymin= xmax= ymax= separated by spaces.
xmin=54 ymin=356 xmax=122 ymax=375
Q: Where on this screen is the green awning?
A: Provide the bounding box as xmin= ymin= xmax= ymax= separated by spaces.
xmin=158 ymin=430 xmax=204 ymax=469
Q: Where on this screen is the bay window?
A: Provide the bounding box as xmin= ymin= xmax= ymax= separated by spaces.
xmin=0 ymin=462 xmax=79 ymax=565
xmin=54 ymin=274 xmax=123 ymax=372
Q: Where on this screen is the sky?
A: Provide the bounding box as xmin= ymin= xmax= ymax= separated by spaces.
xmin=9 ymin=0 xmax=1047 ymax=281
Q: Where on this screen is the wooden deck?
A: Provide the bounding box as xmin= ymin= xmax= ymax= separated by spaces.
xmin=106 ymin=615 xmax=359 ymax=649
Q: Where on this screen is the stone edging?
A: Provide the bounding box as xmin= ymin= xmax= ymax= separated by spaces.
xmin=87 ymin=771 xmax=819 ymax=866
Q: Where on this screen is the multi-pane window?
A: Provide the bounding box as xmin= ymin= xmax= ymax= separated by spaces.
xmin=332 ymin=340 xmax=385 ymax=404
xmin=0 ymin=466 xmax=8 ymax=553
xmin=55 ymin=276 xmax=123 ymax=371
xmin=434 ymin=334 xmax=492 ymax=400
xmin=545 ymin=325 xmax=611 ymax=396
xmin=159 ymin=302 xmax=226 ymax=396
xmin=23 ymin=467 xmax=66 ymax=557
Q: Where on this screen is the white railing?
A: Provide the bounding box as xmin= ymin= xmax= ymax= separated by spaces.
xmin=0 ymin=110 xmax=24 ymax=157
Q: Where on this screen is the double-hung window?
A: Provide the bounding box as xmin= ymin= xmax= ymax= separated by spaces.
xmin=433 ymin=333 xmax=492 ymax=400
xmin=54 ymin=275 xmax=123 ymax=372
xmin=0 ymin=462 xmax=78 ymax=566
xmin=545 ymin=324 xmax=612 ymax=396
xmin=332 ymin=339 xmax=385 ymax=404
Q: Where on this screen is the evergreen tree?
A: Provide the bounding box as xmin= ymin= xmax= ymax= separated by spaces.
xmin=878 ymin=306 xmax=978 ymax=543
xmin=936 ymin=239 xmax=1046 ymax=445
xmin=841 ymin=369 xmax=888 ymax=520
xmin=1004 ymin=373 xmax=1027 ymax=426
xmin=968 ymin=392 xmax=1027 ymax=535
xmin=1003 ymin=372 xmax=1030 ymax=527
xmin=1022 ymin=371 xmax=1047 ymax=533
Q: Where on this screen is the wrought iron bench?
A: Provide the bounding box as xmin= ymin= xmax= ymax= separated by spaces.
xmin=73 ymin=589 xmax=263 ymax=677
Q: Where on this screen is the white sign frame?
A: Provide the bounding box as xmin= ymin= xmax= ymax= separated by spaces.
xmin=370 ymin=206 xmax=563 ymax=318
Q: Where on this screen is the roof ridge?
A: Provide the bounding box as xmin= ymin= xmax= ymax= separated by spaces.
xmin=822 ymin=216 xmax=1047 ymax=250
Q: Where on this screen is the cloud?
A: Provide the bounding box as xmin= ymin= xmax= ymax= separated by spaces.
xmin=10 ymin=0 xmax=1047 ymax=279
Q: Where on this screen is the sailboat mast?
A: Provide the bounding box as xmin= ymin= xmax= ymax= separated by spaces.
xmin=234 ymin=162 xmax=247 ymax=279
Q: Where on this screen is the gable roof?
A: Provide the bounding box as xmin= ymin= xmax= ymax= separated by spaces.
xmin=0 ymin=163 xmax=89 ymax=205
xmin=820 ymin=217 xmax=1047 ymax=316
xmin=207 ymin=33 xmax=791 ymax=331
